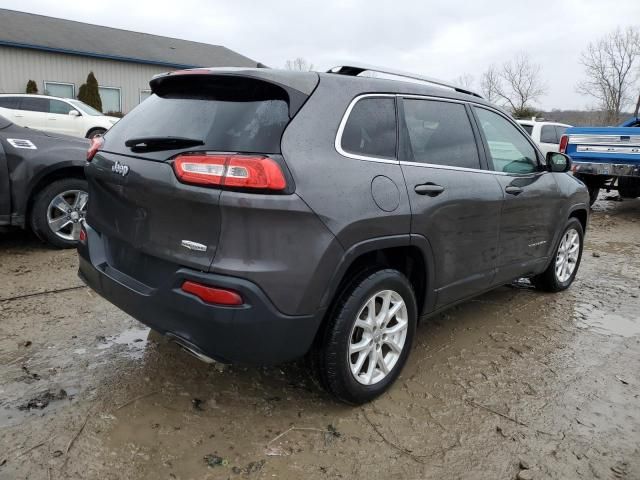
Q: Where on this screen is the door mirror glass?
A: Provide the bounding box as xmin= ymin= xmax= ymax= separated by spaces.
xmin=546 ymin=152 xmax=571 ymax=172
xmin=69 ymin=109 xmax=80 ymax=117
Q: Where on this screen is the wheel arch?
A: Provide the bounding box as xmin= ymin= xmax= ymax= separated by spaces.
xmin=25 ymin=162 xmax=86 ymax=226
xmin=319 ymin=234 xmax=436 ymax=319
xmin=86 ymin=127 xmax=107 ymax=138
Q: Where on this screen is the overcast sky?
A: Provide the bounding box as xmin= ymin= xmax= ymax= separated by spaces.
xmin=3 ymin=0 xmax=640 ymax=110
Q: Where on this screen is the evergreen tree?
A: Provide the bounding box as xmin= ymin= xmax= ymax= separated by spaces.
xmin=77 ymin=72 xmax=102 ymax=112
xmin=25 ymin=80 xmax=38 ymax=94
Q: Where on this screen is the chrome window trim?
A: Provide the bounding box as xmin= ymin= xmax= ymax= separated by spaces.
xmin=399 ymin=160 xmax=509 ymax=175
xmin=335 ymin=93 xmax=544 ymax=174
xmin=335 ymin=94 xmax=399 ymax=164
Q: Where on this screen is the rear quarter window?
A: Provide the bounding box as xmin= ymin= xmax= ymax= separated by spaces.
xmin=0 ymin=97 xmax=20 ymax=110
xmin=340 ymin=97 xmax=397 ymax=159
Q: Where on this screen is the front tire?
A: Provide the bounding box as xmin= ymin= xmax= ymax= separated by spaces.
xmin=310 ymin=269 xmax=417 ymax=404
xmin=30 ymin=178 xmax=88 ymax=248
xmin=532 ymin=218 xmax=584 ymax=292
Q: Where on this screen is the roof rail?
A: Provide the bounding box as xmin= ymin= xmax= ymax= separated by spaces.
xmin=327 ymin=63 xmax=483 ymax=99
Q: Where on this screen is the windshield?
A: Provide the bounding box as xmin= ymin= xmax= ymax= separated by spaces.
xmin=68 ymin=100 xmax=103 ymax=116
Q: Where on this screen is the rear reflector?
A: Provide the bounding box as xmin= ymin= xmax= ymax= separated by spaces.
xmin=181 ymin=281 xmax=243 ymax=306
xmin=173 ymin=154 xmax=286 ymax=191
xmin=559 ymin=134 xmax=569 ymax=154
xmin=87 ymin=136 xmax=104 ymax=161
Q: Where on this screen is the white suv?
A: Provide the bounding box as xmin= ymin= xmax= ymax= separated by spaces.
xmin=0 ymin=94 xmax=119 ymax=139
xmin=517 ymin=119 xmax=571 ymax=156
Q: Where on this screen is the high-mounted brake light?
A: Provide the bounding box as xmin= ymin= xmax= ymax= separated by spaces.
xmin=181 ymin=281 xmax=243 ymax=306
xmin=559 ymin=134 xmax=569 ymax=154
xmin=173 ymin=154 xmax=287 ymax=191
xmin=87 ymin=136 xmax=104 ymax=161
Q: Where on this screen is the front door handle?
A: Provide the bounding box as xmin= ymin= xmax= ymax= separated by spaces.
xmin=414 ymin=183 xmax=445 ymax=196
xmin=505 ymin=186 xmax=523 ymax=196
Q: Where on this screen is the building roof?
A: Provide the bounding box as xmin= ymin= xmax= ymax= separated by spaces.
xmin=0 ymin=9 xmax=260 ymax=69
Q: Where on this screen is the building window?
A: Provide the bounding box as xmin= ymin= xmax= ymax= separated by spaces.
xmin=99 ymin=86 xmax=122 ymax=114
xmin=44 ymin=81 xmax=75 ymax=99
xmin=139 ymin=89 xmax=152 ymax=104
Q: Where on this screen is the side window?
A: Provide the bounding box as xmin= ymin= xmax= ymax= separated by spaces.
xmin=474 ymin=108 xmax=539 ymax=174
xmin=341 ymin=97 xmax=397 ymax=159
xmin=19 ymin=97 xmax=49 ymax=113
xmin=403 ymin=99 xmax=480 ymax=169
xmin=540 ymin=125 xmax=558 ymax=144
xmin=0 ymin=97 xmax=20 ymax=109
xmin=520 ymin=124 xmax=534 ymax=136
xmin=555 ymin=125 xmax=568 ymax=140
xmin=49 ymin=100 xmax=74 ymax=115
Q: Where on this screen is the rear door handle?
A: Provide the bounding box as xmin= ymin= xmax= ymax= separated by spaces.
xmin=414 ymin=183 xmax=445 ymax=196
xmin=505 ymin=186 xmax=523 ymax=196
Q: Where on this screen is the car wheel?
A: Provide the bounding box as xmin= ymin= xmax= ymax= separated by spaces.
xmin=532 ymin=218 xmax=584 ymax=292
xmin=86 ymin=128 xmax=106 ymax=139
xmin=30 ymin=178 xmax=89 ymax=249
xmin=310 ymin=269 xmax=417 ymax=404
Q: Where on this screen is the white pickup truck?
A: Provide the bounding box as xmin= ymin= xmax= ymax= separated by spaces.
xmin=517 ymin=119 xmax=571 ymax=156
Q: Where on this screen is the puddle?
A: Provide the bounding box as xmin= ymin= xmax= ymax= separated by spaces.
xmin=575 ymin=303 xmax=640 ymax=337
xmin=96 ymin=327 xmax=150 ymax=359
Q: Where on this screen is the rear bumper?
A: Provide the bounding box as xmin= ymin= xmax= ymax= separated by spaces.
xmin=77 ymin=224 xmax=325 ymax=365
xmin=573 ymin=161 xmax=640 ymax=178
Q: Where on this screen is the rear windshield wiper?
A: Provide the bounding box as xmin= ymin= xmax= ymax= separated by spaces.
xmin=124 ymin=136 xmax=205 ymax=151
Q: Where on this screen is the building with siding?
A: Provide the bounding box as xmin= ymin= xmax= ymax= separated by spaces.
xmin=0 ymin=9 xmax=260 ymax=114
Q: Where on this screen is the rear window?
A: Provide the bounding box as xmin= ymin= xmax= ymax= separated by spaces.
xmin=105 ymin=77 xmax=290 ymax=154
xmin=540 ymin=125 xmax=558 ymax=144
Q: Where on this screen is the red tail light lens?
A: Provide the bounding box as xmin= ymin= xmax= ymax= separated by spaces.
xmin=87 ymin=136 xmax=104 ymax=161
xmin=173 ymin=154 xmax=286 ymax=191
xmin=559 ymin=134 xmax=569 ymax=154
xmin=181 ymin=281 xmax=243 ymax=306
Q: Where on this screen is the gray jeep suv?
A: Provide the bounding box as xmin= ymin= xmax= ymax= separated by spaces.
xmin=77 ymin=65 xmax=589 ymax=404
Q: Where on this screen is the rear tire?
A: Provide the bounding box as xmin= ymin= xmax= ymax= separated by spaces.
xmin=532 ymin=218 xmax=584 ymax=292
xmin=30 ymin=178 xmax=88 ymax=249
xmin=310 ymin=269 xmax=417 ymax=405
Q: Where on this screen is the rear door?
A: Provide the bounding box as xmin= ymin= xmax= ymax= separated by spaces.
xmin=399 ymin=97 xmax=503 ymax=307
xmin=472 ymin=107 xmax=564 ymax=283
xmin=86 ymin=74 xmax=296 ymax=275
xmin=45 ymin=99 xmax=78 ymax=136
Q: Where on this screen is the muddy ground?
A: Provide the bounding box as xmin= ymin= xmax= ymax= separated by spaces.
xmin=1 ymin=196 xmax=639 ymax=480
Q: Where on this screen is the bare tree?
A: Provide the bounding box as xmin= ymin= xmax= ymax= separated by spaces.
xmin=497 ymin=54 xmax=547 ymax=117
xmin=454 ymin=73 xmax=475 ymax=90
xmin=480 ymin=65 xmax=501 ymax=104
xmin=577 ymin=27 xmax=640 ymax=125
xmin=284 ymin=57 xmax=314 ymax=71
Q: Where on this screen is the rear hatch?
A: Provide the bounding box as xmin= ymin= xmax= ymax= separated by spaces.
xmin=85 ymin=70 xmax=318 ymax=279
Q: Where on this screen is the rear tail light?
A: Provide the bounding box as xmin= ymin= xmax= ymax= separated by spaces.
xmin=559 ymin=134 xmax=569 ymax=154
xmin=173 ymin=154 xmax=287 ymax=191
xmin=181 ymin=281 xmax=243 ymax=306
xmin=87 ymin=136 xmax=104 ymax=161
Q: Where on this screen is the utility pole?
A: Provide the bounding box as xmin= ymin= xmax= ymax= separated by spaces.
xmin=634 ymin=92 xmax=640 ymax=119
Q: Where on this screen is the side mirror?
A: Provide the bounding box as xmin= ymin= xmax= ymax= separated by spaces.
xmin=69 ymin=109 xmax=80 ymax=117
xmin=546 ymin=151 xmax=571 ymax=173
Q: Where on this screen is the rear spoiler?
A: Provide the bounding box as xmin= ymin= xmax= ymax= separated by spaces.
xmin=150 ymin=68 xmax=319 ymax=117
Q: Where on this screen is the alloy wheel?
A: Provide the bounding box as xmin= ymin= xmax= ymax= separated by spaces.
xmin=555 ymin=228 xmax=580 ymax=283
xmin=46 ymin=190 xmax=88 ymax=241
xmin=348 ymin=290 xmax=408 ymax=385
